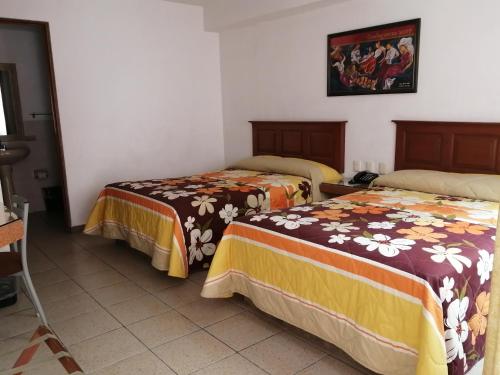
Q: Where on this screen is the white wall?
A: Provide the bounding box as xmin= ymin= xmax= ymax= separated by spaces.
xmin=0 ymin=0 xmax=225 ymax=225
xmin=220 ymin=0 xmax=500 ymax=176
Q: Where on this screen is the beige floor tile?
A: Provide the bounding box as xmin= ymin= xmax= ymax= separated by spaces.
xmin=69 ymin=328 xmax=147 ymax=374
xmin=0 ymin=309 xmax=40 ymax=339
xmin=58 ymin=256 xmax=112 ymax=276
xmin=51 ymin=307 xmax=121 ymax=346
xmin=87 ymin=243 xmax=127 ymax=262
xmin=0 ymin=292 xmax=32 ymax=318
xmin=72 ymin=269 xmax=127 ymax=291
xmin=41 ymin=242 xmax=88 ymax=260
xmin=73 ymin=233 xmax=114 ymax=249
xmin=193 ymin=353 xmax=267 ymax=375
xmin=176 ymin=298 xmax=243 ymax=327
xmin=154 ymin=280 xmax=202 ymax=307
xmin=23 ymin=359 xmax=72 ymax=375
xmin=49 ymin=247 xmax=94 ymax=266
xmin=28 ymin=252 xmax=57 ymax=274
xmin=89 ymin=281 xmax=146 ymax=307
xmin=240 ymin=332 xmax=326 ymax=375
xmin=107 ymin=294 xmax=170 ymax=325
xmin=328 ymin=349 xmax=376 ymax=375
xmin=297 ymin=356 xmax=365 ymax=374
xmin=0 ymin=341 xmax=54 ymax=372
xmin=0 ymin=330 xmax=35 ymax=357
xmin=188 ymin=270 xmax=208 ymax=285
xmin=112 ymin=258 xmax=156 ymax=275
xmin=31 ymin=268 xmax=69 ymax=288
xmin=127 ymin=310 xmax=198 ymax=348
xmin=61 ymin=258 xmax=112 ymax=276
xmin=131 ymin=269 xmax=183 ymax=293
xmin=37 ymin=279 xmax=84 ymax=304
xmin=153 ymin=330 xmax=234 ymax=375
xmin=206 ymin=311 xmax=281 ymax=351
xmin=284 ymin=321 xmax=373 ymax=374
xmin=92 ymin=351 xmax=175 ymax=375
xmin=102 ymin=246 xmax=154 ymax=272
xmin=45 ymin=293 xmax=100 ymax=323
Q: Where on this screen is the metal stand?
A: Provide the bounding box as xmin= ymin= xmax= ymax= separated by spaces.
xmin=0 ymin=164 xmax=14 ymax=209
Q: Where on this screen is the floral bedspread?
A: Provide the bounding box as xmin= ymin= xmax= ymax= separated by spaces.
xmin=84 ymin=169 xmax=312 ymax=277
xmin=202 ymin=187 xmax=497 ymax=374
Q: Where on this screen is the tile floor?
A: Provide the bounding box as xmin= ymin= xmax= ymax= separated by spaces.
xmin=0 ymin=213 xmax=375 ymax=374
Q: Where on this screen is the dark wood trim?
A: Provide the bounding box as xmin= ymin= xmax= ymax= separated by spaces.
xmin=394 ymin=120 xmax=500 ymax=174
xmin=70 ymin=224 xmax=85 ymax=233
xmin=250 ymin=121 xmax=346 ymax=172
xmin=0 ymin=17 xmax=72 ymax=230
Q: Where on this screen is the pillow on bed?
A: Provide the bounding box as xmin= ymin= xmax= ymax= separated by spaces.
xmin=373 ymin=169 xmax=500 ymax=202
xmin=231 ymin=155 xmax=342 ymax=201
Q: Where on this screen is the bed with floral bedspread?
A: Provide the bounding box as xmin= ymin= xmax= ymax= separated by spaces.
xmin=202 ymin=187 xmax=497 ymax=374
xmin=84 ymin=169 xmax=312 ymax=278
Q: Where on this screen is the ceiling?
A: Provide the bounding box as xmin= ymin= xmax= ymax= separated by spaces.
xmin=164 ymin=0 xmax=351 ymax=31
xmin=165 ymin=0 xmax=205 ymax=6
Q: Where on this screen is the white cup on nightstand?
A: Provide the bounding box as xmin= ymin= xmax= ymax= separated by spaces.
xmin=367 ymin=161 xmax=378 ymax=173
xmin=378 ymin=162 xmax=389 ymax=175
xmin=353 ymin=160 xmax=364 ymax=172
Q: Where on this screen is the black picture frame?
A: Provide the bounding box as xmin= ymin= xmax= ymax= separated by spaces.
xmin=327 ymin=18 xmax=420 ymax=96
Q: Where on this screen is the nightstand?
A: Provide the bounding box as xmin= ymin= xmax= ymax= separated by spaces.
xmin=319 ymin=180 xmax=370 ymax=198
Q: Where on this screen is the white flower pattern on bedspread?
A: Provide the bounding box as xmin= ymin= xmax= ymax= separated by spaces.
xmin=423 ymin=245 xmax=472 ymax=274
xmin=189 ymin=229 xmax=216 ymax=264
xmin=476 ymin=250 xmax=494 ymax=285
xmin=445 ymin=297 xmax=470 ymax=363
xmin=354 ymin=234 xmax=415 ymax=257
xmin=270 ymin=214 xmax=319 ymax=230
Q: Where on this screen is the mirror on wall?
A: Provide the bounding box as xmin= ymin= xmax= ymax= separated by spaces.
xmin=0 ymin=83 xmax=6 ymax=135
xmin=0 ymin=63 xmax=24 ymax=137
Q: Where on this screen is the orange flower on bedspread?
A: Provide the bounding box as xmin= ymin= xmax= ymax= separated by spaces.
xmin=196 ymin=187 xmax=223 ymax=195
xmin=164 ymin=178 xmax=187 ymax=186
xmin=468 ymin=291 xmax=490 ymax=346
xmin=410 ymin=204 xmax=467 ymax=217
xmin=227 ymin=185 xmax=256 ymax=193
xmin=397 ymin=226 xmax=448 ymax=243
xmin=445 ymin=222 xmax=488 ymax=235
xmin=311 ymin=209 xmax=350 ymax=221
xmin=352 ymin=206 xmax=390 ymax=215
xmin=201 ymin=171 xmax=223 ymax=178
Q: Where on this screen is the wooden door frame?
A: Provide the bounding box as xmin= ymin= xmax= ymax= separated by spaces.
xmin=0 ymin=17 xmax=72 ymax=230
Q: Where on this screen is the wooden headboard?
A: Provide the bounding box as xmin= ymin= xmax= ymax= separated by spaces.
xmin=394 ymin=120 xmax=500 ymax=174
xmin=250 ymin=121 xmax=346 ymax=172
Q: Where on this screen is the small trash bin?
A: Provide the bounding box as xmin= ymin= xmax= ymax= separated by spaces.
xmin=0 ymin=277 xmax=17 ymax=308
xmin=42 ymin=186 xmax=64 ymax=212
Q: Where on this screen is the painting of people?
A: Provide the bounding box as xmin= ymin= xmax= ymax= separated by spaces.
xmin=327 ymin=19 xmax=420 ymax=96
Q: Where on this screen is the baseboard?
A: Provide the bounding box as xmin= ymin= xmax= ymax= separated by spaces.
xmin=70 ymin=224 xmax=85 ymax=233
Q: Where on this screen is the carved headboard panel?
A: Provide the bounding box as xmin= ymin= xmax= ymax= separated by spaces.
xmin=394 ymin=120 xmax=500 ymax=174
xmin=250 ymin=121 xmax=346 ymax=172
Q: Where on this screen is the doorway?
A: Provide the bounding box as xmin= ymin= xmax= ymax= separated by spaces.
xmin=0 ymin=18 xmax=70 ymax=230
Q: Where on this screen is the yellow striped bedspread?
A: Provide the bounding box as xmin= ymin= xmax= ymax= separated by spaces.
xmin=84 ymin=169 xmax=312 ymax=278
xmin=202 ymin=188 xmax=498 ymax=374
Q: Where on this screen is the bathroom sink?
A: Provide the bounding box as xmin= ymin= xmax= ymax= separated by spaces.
xmin=0 ymin=145 xmax=30 ymax=166
xmin=0 ymin=143 xmax=30 ymax=208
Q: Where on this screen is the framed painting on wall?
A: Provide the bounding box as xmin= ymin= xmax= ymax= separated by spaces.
xmin=327 ymin=18 xmax=420 ymax=96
